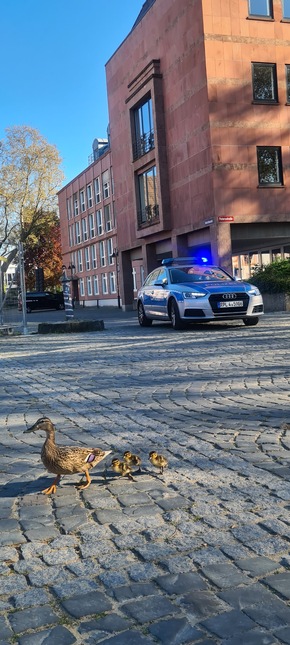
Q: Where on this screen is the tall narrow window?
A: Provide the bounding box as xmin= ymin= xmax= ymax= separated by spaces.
xmin=96 ymin=209 xmax=103 ymax=235
xmin=283 ymin=0 xmax=290 ymax=18
xmin=137 ymin=165 xmax=159 ymax=228
xmin=94 ymin=177 xmax=101 ymax=203
xmin=66 ymin=198 xmax=72 ymax=219
xmin=91 ymin=244 xmax=97 ymax=269
xmin=81 ymin=218 xmax=88 ymax=241
xmin=257 ymin=147 xmax=283 ymax=185
xmin=75 ymin=221 xmax=81 ymax=244
xmin=93 ymin=274 xmax=99 ymax=295
xmin=109 ymin=271 xmax=116 ymax=293
xmin=248 ymin=0 xmax=273 ymax=17
xmin=104 ymin=204 xmax=112 ymax=232
xmin=101 ymin=273 xmax=108 ymax=294
xmin=102 ymin=170 xmax=110 ymax=199
xmin=87 ymin=276 xmax=92 ymax=296
xmin=80 ymin=278 xmax=85 ymax=297
xmin=252 ymin=63 xmax=277 ymax=102
xmin=87 ymin=184 xmax=93 ymax=208
xmin=80 ymin=190 xmax=86 ymax=212
xmin=85 ymin=247 xmax=90 ymax=271
xmin=132 ymin=96 xmax=154 ymax=160
xmin=99 ymin=241 xmax=106 ymax=267
xmin=89 ymin=213 xmax=95 ymax=238
xmin=73 ymin=193 xmax=79 ymax=216
xmin=107 ymin=238 xmax=113 ymax=264
xmin=77 ymin=249 xmax=83 ymax=272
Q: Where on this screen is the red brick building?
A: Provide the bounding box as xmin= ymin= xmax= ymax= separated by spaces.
xmin=59 ymin=0 xmax=290 ymax=308
xmin=58 ymin=141 xmax=120 ymax=307
xmin=106 ymin=0 xmax=290 ymax=307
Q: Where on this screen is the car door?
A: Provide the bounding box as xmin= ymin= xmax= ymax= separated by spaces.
xmin=150 ymin=267 xmax=168 ymax=316
xmin=141 ymin=269 xmax=163 ymax=317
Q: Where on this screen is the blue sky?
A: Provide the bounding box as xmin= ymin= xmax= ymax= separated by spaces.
xmin=0 ymin=0 xmax=142 ymax=184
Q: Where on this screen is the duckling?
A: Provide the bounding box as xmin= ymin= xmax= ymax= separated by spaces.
xmin=149 ymin=451 xmax=168 ymax=475
xmin=111 ymin=458 xmax=136 ymax=481
xmin=123 ymin=451 xmax=142 ymax=473
xmin=24 ymin=417 xmax=112 ymax=494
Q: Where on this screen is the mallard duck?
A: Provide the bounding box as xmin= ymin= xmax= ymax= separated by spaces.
xmin=24 ymin=417 xmax=112 ymax=494
xmin=111 ymin=458 xmax=136 ymax=481
xmin=123 ymin=451 xmax=142 ymax=473
xmin=149 ymin=451 xmax=168 ymax=475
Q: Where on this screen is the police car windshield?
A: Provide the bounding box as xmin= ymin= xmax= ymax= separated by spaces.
xmin=169 ymin=266 xmax=233 ymax=284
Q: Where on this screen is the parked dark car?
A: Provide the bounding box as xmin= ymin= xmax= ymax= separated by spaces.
xmin=18 ymin=291 xmax=65 ymax=313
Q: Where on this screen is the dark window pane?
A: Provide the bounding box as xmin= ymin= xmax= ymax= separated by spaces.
xmin=283 ymin=0 xmax=290 ymax=18
xmin=132 ymin=97 xmax=154 ymax=160
xmin=257 ymin=147 xmax=282 ymax=185
xmin=248 ymin=0 xmax=272 ymax=16
xmin=252 ymin=64 xmax=277 ymax=101
xmin=137 ymin=166 xmax=159 ymax=227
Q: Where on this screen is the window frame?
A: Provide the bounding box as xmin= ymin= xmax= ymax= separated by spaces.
xmin=96 ymin=209 xmax=103 ymax=236
xmin=94 ymin=177 xmax=101 ymax=204
xmin=257 ymin=146 xmax=283 ymax=186
xmin=282 ymin=0 xmax=290 ymax=19
xmin=93 ymin=274 xmax=99 ymax=295
xmin=286 ymin=65 xmax=290 ymax=102
xmin=102 ymin=170 xmax=110 ymax=200
xmin=104 ymin=204 xmax=112 ymax=232
xmin=252 ymin=62 xmax=278 ymax=103
xmin=80 ymin=189 xmax=86 ymax=212
xmin=87 ymin=184 xmax=93 ymax=208
xmin=101 ymin=273 xmax=108 ymax=294
xmin=85 ymin=247 xmax=90 ymax=271
xmin=99 ymin=240 xmax=106 ymax=267
xmin=248 ymin=0 xmax=273 ymax=18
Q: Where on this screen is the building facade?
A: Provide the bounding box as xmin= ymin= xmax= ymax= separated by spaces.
xmin=105 ymin=0 xmax=290 ymax=307
xmin=59 ymin=0 xmax=290 ymax=309
xmin=58 ymin=142 xmax=120 ymax=307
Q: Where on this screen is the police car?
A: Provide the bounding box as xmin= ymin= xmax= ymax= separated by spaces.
xmin=137 ymin=258 xmax=264 ymax=329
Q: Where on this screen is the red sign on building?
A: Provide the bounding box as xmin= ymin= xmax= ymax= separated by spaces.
xmin=218 ymin=216 xmax=234 ymax=222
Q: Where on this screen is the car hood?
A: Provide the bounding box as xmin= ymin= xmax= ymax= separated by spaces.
xmin=176 ymin=281 xmax=251 ymax=293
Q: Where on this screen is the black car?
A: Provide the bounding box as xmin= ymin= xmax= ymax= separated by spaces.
xmin=18 ymin=291 xmax=65 ymax=313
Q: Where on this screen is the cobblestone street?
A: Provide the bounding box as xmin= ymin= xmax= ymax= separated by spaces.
xmin=1 ymin=313 xmax=290 ymax=644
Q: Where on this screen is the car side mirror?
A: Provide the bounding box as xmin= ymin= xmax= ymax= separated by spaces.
xmin=154 ymin=280 xmax=167 ymax=287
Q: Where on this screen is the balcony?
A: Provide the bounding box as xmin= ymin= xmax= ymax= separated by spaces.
xmin=137 ymin=204 xmax=159 ymax=229
xmin=133 ymin=130 xmax=155 ymax=161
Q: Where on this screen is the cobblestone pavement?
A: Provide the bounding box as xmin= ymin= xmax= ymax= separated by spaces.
xmin=1 ymin=313 xmax=290 ymax=645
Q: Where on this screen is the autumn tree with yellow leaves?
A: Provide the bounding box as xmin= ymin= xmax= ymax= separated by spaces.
xmin=0 ymin=125 xmax=64 ymax=288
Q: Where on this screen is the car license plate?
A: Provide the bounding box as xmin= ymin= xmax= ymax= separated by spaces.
xmin=218 ymin=301 xmax=243 ymax=308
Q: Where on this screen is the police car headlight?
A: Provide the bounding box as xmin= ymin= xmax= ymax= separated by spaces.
xmin=182 ymin=290 xmax=206 ymax=299
xmin=248 ymin=287 xmax=261 ymax=296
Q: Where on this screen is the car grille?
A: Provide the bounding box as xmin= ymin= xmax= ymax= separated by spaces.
xmin=184 ymin=309 xmax=205 ymax=318
xmin=209 ymin=293 xmax=249 ymax=315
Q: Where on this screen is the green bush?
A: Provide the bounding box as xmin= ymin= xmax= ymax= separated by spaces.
xmin=249 ymin=259 xmax=290 ymax=294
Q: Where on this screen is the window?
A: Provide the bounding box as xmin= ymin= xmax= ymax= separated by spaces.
xmin=248 ymin=0 xmax=273 ymax=17
xmin=81 ymin=218 xmax=88 ymax=241
xmin=132 ymin=96 xmax=154 ymax=160
xmin=75 ymin=221 xmax=81 ymax=244
xmin=137 ymin=165 xmax=159 ymax=228
xmin=286 ymin=65 xmax=290 ymax=102
xmin=93 ymin=274 xmax=99 ymax=295
xmin=109 ymin=271 xmax=116 ymax=293
xmin=102 ymin=273 xmax=108 ymax=294
xmin=85 ymin=247 xmax=90 ymax=271
xmin=69 ymin=225 xmax=74 ymax=247
xmin=87 ymin=276 xmax=92 ymax=296
xmin=107 ymin=238 xmax=114 ymax=265
xmin=73 ymin=193 xmax=79 ymax=216
xmin=66 ymin=198 xmax=72 ymax=220
xmin=77 ymin=249 xmax=83 ymax=272
xmin=94 ymin=177 xmax=101 ymax=203
xmin=140 ymin=266 xmax=145 ymax=286
xmin=89 ymin=213 xmax=95 ymax=238
xmin=132 ymin=267 xmax=137 ymax=292
xmin=96 ymin=209 xmax=103 ymax=235
xmin=104 ymin=204 xmax=112 ymax=232
xmin=80 ymin=278 xmax=85 ymax=297
xmin=87 ymin=184 xmax=93 ymax=208
xmin=257 ymin=147 xmax=283 ymax=185
xmin=91 ymin=244 xmax=97 ymax=269
xmin=102 ymin=170 xmax=110 ymax=199
xmin=252 ymin=63 xmax=277 ymax=102
xmin=283 ymin=0 xmax=290 ymax=18
xmin=80 ymin=190 xmax=86 ymax=212
xmin=99 ymin=241 xmax=106 ymax=266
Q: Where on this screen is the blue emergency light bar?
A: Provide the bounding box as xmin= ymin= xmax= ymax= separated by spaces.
xmin=162 ymin=257 xmax=209 ymax=266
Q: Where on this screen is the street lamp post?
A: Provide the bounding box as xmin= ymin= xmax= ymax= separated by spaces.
xmin=112 ymin=249 xmax=121 ymax=309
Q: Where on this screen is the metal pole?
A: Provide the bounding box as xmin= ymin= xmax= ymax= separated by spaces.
xmin=18 ymin=242 xmax=28 ymax=335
